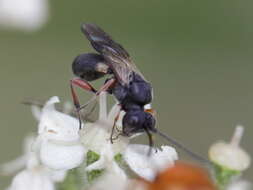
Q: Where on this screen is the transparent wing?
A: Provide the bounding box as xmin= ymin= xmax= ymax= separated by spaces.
xmin=81 ymin=23 xmax=146 ymax=85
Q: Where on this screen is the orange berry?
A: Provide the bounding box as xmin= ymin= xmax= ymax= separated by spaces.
xmin=143 ymin=161 xmax=217 ymax=190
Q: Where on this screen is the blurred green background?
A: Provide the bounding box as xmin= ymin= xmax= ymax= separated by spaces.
xmin=0 ymin=0 xmax=252 ymax=188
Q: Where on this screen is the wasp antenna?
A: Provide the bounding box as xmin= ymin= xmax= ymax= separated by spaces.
xmin=151 ymin=128 xmax=213 ymax=166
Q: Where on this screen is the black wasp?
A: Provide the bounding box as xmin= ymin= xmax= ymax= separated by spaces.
xmin=70 ymin=23 xmax=211 ymax=162
xmin=71 ymin=23 xmax=155 ymax=146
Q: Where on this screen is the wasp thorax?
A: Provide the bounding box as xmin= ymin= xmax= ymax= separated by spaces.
xmin=129 ymin=79 xmax=152 ymax=105
xmin=72 ymin=53 xmax=110 ymax=81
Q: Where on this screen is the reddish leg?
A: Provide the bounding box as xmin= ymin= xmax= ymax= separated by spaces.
xmin=144 ymin=107 xmax=156 ymax=155
xmin=70 ymin=78 xmax=97 ymax=129
xmin=97 ymin=78 xmax=117 ymax=94
xmin=144 ymin=128 xmax=154 ymax=156
xmin=110 ymin=108 xmax=122 ymax=144
xmin=79 ymin=78 xmax=117 ymax=110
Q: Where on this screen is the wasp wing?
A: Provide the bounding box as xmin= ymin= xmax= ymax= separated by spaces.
xmin=81 ymin=23 xmax=146 ymax=86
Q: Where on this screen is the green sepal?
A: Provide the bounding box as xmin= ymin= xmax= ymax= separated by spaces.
xmin=86 ymin=150 xmax=100 ymax=166
xmin=212 ymin=162 xmax=241 ymax=190
xmin=114 ymin=153 xmax=123 ymax=165
xmin=87 ymin=169 xmax=105 ymax=183
xmin=57 ymin=169 xmax=83 ymax=190
xmin=85 ymin=150 xmax=104 ymax=184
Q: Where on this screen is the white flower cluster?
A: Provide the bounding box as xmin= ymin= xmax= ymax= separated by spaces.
xmin=1 ymin=92 xmax=178 ymax=190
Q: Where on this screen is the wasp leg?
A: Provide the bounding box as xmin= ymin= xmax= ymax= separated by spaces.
xmin=111 ymin=132 xmax=123 ymax=141
xmin=79 ymin=78 xmax=117 ymax=110
xmin=70 ymin=78 xmax=97 ymax=129
xmin=115 ymin=125 xmax=122 ymax=132
xmin=144 ymin=128 xmax=155 ymax=156
xmin=97 ymin=78 xmax=116 ymax=94
xmin=110 ymin=109 xmax=122 ymax=144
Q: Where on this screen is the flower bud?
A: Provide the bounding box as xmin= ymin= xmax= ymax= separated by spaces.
xmin=209 ymin=126 xmax=250 ymax=171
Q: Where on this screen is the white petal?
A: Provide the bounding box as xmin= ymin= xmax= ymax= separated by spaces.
xmin=85 ymin=143 xmax=113 ymax=171
xmin=0 ymin=155 xmax=27 ymax=176
xmin=40 ymin=140 xmax=85 ymax=170
xmin=88 ymin=171 xmax=128 ymax=190
xmin=80 ymin=122 xmax=128 ymax=155
xmin=111 ymin=136 xmax=129 ymax=154
xmin=44 ymin=96 xmax=59 ymax=108
xmin=209 ymin=142 xmax=251 ymax=171
xmin=155 ymin=146 xmax=178 ymax=170
xmin=80 ymin=124 xmax=110 ymax=154
xmin=109 ymin=161 xmax=127 ymax=179
xmin=62 ymin=101 xmax=73 ymax=114
xmin=88 ymin=146 xmax=127 ymax=190
xmin=227 ymin=180 xmax=252 ymax=190
xmin=26 ymin=152 xmax=40 ymax=170
xmin=0 ymin=135 xmax=36 ymax=175
xmin=124 ymin=144 xmax=178 ymax=181
xmin=8 ymin=170 xmax=55 ymax=190
xmin=23 ymin=135 xmax=36 ymax=154
xmin=38 ymin=96 xmax=80 ymax=142
xmin=32 ymin=134 xmax=44 ymax=153
xmin=31 ymin=105 xmax=42 ymax=121
xmin=85 ymin=143 xmax=126 ymax=179
xmin=85 ymin=156 xmax=106 ymax=171
xmin=49 ymin=169 xmax=67 ymax=182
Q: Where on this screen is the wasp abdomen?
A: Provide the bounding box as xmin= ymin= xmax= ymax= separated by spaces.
xmin=72 ymin=53 xmax=111 ymax=81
